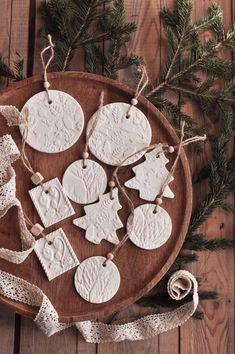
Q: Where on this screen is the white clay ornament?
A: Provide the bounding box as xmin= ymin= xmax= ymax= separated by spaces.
xmin=62 ymin=159 xmax=107 ymax=204
xmin=86 ymin=102 xmax=152 ymax=166
xmin=34 ymin=228 xmax=79 ymax=280
xmin=73 ymin=188 xmax=123 ymax=245
xmin=125 ymin=144 xmax=174 ymax=201
xmin=127 ymin=204 xmax=172 ymax=250
xmin=19 ymin=90 xmax=84 ymax=153
xmin=74 ymin=256 xmax=120 ymax=303
xmin=29 ymin=177 xmax=75 ymax=227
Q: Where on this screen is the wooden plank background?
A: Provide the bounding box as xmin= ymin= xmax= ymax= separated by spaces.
xmin=0 ymin=0 xmax=234 ymax=353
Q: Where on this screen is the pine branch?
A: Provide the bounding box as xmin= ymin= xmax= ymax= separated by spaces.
xmin=183 ymin=234 xmax=235 ymax=251
xmin=0 ymin=56 xmax=25 ymax=81
xmin=145 ymin=2 xmax=235 ymax=127
xmin=40 ymin=0 xmax=140 ymax=75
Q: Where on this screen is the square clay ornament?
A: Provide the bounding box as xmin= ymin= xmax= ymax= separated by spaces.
xmin=29 ymin=177 xmax=75 ymax=227
xmin=34 ymin=228 xmax=79 ymax=280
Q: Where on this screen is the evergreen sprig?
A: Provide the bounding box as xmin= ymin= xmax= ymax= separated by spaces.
xmin=39 ymin=0 xmax=141 ymax=75
xmin=0 ymin=54 xmax=25 ymax=82
xmin=145 ymin=1 xmax=235 ymax=128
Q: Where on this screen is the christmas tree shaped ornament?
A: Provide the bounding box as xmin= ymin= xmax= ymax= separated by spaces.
xmin=62 ymin=92 xmax=107 ymax=204
xmin=125 ymin=144 xmax=175 ymax=201
xmin=86 ymin=67 xmax=152 ymax=166
xmin=34 ymin=228 xmax=80 ymax=280
xmin=73 ymin=188 xmax=123 ymax=245
xmin=19 ymin=35 xmax=84 ymax=153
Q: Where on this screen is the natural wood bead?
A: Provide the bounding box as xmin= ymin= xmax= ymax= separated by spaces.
xmin=106 ymin=252 xmax=114 ymax=260
xmin=30 ymin=223 xmax=44 ymax=237
xmin=156 ymin=197 xmax=163 ymax=205
xmin=31 ymin=172 xmax=44 ymax=185
xmin=131 ymin=98 xmax=138 ymax=106
xmin=43 ymin=81 xmax=50 ymax=89
xmin=82 ymin=151 xmax=89 ymax=159
xmin=168 ymin=146 xmax=174 ymax=153
xmin=108 ymin=180 xmax=115 ymax=188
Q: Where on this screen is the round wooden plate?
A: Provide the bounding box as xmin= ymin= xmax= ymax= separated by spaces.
xmin=0 ymin=72 xmax=192 ymax=322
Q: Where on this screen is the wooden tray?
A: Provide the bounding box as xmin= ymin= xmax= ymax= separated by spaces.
xmin=0 ymin=72 xmax=192 ymax=322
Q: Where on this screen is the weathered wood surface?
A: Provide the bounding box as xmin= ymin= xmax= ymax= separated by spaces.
xmin=0 ymin=0 xmax=234 ymax=353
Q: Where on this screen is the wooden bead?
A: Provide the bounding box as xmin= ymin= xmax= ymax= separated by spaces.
xmin=31 ymin=172 xmax=44 ymax=185
xmin=106 ymin=252 xmax=114 ymax=260
xmin=108 ymin=180 xmax=115 ymax=188
xmin=43 ymin=81 xmax=50 ymax=89
xmin=168 ymin=146 xmax=174 ymax=153
xmin=131 ymin=98 xmax=138 ymax=106
xmin=30 ymin=223 xmax=44 ymax=237
xmin=156 ymin=197 xmax=163 ymax=205
xmin=82 ymin=151 xmax=89 ymax=159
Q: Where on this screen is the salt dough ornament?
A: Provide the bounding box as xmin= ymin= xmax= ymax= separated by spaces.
xmin=19 ymin=90 xmax=84 ymax=153
xmin=86 ymin=102 xmax=152 ymax=166
xmin=74 ymin=256 xmax=120 ymax=303
xmin=34 ymin=228 xmax=79 ymax=280
xmin=62 ymin=159 xmax=107 ymax=204
xmin=29 ymin=177 xmax=75 ymax=227
xmin=127 ymin=204 xmax=172 ymax=250
xmin=73 ymin=188 xmax=123 ymax=245
xmin=125 ymin=144 xmax=174 ymax=201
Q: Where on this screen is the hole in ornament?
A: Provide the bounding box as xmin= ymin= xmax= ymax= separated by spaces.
xmin=48 ymin=241 xmax=52 ymax=245
xmin=110 ymin=196 xmax=114 ymax=200
xmin=102 ymin=262 xmax=107 ymax=267
xmin=126 ymin=114 xmax=130 ymax=119
xmin=48 ymin=100 xmax=53 ymax=105
xmin=153 ymin=209 xmax=157 ymax=214
xmin=156 ymin=154 xmax=160 ymax=158
xmin=44 ymin=190 xmax=49 ymax=194
xmin=82 ymin=165 xmax=87 ymax=169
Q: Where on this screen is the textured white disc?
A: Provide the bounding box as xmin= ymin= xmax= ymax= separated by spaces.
xmin=62 ymin=159 xmax=107 ymax=204
xmin=74 ymin=256 xmax=120 ymax=303
xmin=87 ymin=102 xmax=152 ymax=166
xmin=127 ymin=204 xmax=172 ymax=250
xmin=19 ymin=90 xmax=84 ymax=153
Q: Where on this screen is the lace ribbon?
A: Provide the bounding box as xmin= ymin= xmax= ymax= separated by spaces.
xmin=0 ymin=135 xmax=199 ymax=341
xmin=0 ymin=135 xmax=35 ymax=263
xmin=0 ymin=269 xmax=198 ymax=341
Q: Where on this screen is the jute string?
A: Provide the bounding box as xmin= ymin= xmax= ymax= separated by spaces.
xmin=126 ymin=66 xmax=149 ymax=117
xmin=105 ymin=121 xmax=206 ymax=262
xmin=20 ymin=110 xmax=48 ymax=193
xmin=40 ymin=34 xmax=55 ymax=104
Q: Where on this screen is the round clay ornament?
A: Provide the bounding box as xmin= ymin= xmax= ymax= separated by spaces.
xmin=62 ymin=159 xmax=107 ymax=204
xmin=74 ymin=256 xmax=120 ymax=303
xmin=19 ymin=90 xmax=84 ymax=153
xmin=86 ymin=102 xmax=152 ymax=166
xmin=127 ymin=204 xmax=172 ymax=250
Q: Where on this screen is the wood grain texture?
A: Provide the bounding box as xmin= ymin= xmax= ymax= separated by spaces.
xmin=0 ymin=71 xmax=192 ymax=322
xmin=20 ymin=318 xmax=77 ymax=354
xmin=0 ymin=2 xmax=16 ymax=351
xmin=0 ymin=0 xmax=234 ymax=353
xmin=180 ymin=1 xmax=235 ymax=354
xmin=9 ymin=0 xmax=30 ymax=74
xmin=0 ymin=306 xmax=15 ymax=354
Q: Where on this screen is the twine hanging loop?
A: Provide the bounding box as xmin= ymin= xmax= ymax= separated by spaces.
xmin=40 ymin=34 xmax=55 ymax=104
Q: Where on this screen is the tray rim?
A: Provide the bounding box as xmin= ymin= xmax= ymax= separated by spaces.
xmin=0 ymin=71 xmax=192 ymax=322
